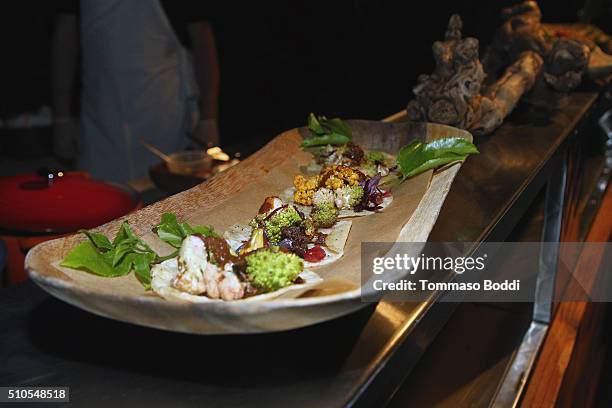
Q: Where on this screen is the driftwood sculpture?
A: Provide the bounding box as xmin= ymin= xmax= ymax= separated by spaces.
xmin=542 ymin=23 xmax=612 ymax=55
xmin=543 ymin=38 xmax=590 ymax=92
xmin=473 ymin=51 xmax=543 ymax=135
xmin=407 ymin=15 xmax=543 ymax=136
xmin=406 ymin=15 xmax=484 ymax=130
xmin=482 ymin=1 xmax=549 ymax=77
xmin=483 ymin=1 xmax=591 ymax=91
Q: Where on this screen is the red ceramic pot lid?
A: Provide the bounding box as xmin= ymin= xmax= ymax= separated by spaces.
xmin=0 ymin=172 xmax=137 ymax=233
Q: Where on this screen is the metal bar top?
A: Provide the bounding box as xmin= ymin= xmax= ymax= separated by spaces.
xmin=0 ymin=92 xmax=599 ymax=408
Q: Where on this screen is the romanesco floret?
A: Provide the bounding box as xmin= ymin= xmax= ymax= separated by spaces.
xmin=312 ymin=187 xmax=335 ymax=206
xmin=334 ymin=185 xmax=364 ymax=209
xmin=359 ymin=161 xmax=378 ymax=178
xmin=245 ymin=248 xmax=303 ymax=292
xmin=264 ymin=206 xmax=302 ymax=242
xmin=366 ymin=151 xmax=386 ymax=164
xmin=249 ymin=213 xmax=266 ymax=228
xmin=361 ymin=151 xmax=389 ymax=177
xmin=311 ymin=203 xmax=338 ymax=228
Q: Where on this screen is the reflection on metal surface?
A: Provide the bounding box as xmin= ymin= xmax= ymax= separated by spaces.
xmin=491 ymin=322 xmax=548 ymax=408
xmin=376 ymin=302 xmax=414 ymax=328
xmin=491 ymin=95 xmax=612 ymax=407
xmin=342 ymin=301 xmax=425 ymax=373
xmin=491 ymin=158 xmax=567 ymax=407
xmin=535 ymin=159 xmax=567 ymax=324
xmin=598 ymin=108 xmax=612 ymax=190
xmin=346 ymin=93 xmax=600 ymax=408
xmin=599 ymin=109 xmax=612 ymax=137
xmin=340 ymin=300 xmax=432 ymax=407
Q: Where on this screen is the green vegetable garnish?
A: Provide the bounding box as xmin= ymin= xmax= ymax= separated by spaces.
xmin=302 ymin=113 xmax=352 ymax=148
xmin=311 ymin=203 xmax=338 ymax=228
xmin=61 ymin=213 xmax=219 ymax=288
xmin=245 ymin=248 xmax=303 ymax=292
xmin=249 ymin=213 xmax=266 ymax=228
xmin=61 ymin=221 xmax=158 ymax=287
xmin=366 ymin=151 xmax=386 ymax=164
xmin=153 ymin=212 xmax=218 ymax=249
xmin=397 ymin=137 xmax=479 ymax=181
xmin=60 ymin=238 xmax=119 ymax=277
xmin=264 ymin=206 xmax=302 ymax=243
xmin=335 ymin=185 xmax=364 ymax=209
xmin=360 ymin=161 xmax=378 ymax=178
xmin=361 ymin=151 xmax=393 ymax=177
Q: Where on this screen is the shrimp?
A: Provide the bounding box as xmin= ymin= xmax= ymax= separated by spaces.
xmin=172 ymin=235 xmax=245 ymax=300
xmin=218 ymin=265 xmax=245 ymax=300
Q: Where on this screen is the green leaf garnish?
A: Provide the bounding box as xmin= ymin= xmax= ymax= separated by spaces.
xmin=302 ymin=113 xmax=352 ymax=148
xmin=133 ymin=252 xmax=155 ymax=288
xmin=80 ymin=230 xmax=113 ymax=251
xmin=60 ymin=213 xmax=218 ymax=289
xmin=60 ymin=241 xmax=122 ymax=277
xmin=307 ymin=112 xmax=326 ymax=135
xmin=191 ymin=225 xmax=219 ymax=236
xmin=397 ymin=137 xmax=478 ymax=181
xmin=153 ymin=212 xmax=218 ymax=248
xmin=61 ymin=221 xmax=158 ymax=285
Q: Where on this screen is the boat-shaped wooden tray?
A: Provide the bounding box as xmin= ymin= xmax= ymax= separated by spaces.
xmin=26 ymin=120 xmax=472 ymax=334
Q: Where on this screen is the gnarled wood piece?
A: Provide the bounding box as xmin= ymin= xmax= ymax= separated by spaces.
xmin=544 ymin=39 xmax=590 ymax=92
xmin=483 ymin=1 xmax=591 ymax=91
xmin=471 ymin=51 xmax=544 ymax=135
xmin=407 ymin=15 xmax=543 ymax=136
xmin=407 ymin=15 xmax=485 ymax=130
xmin=542 ymin=23 xmax=612 ymax=55
xmin=482 ymin=1 xmax=549 ymax=77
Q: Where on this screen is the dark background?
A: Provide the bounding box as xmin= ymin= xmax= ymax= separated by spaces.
xmin=0 ymin=0 xmax=589 ymax=153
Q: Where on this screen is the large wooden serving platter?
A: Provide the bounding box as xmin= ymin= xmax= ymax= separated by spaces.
xmin=26 ymin=120 xmax=472 ymax=334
